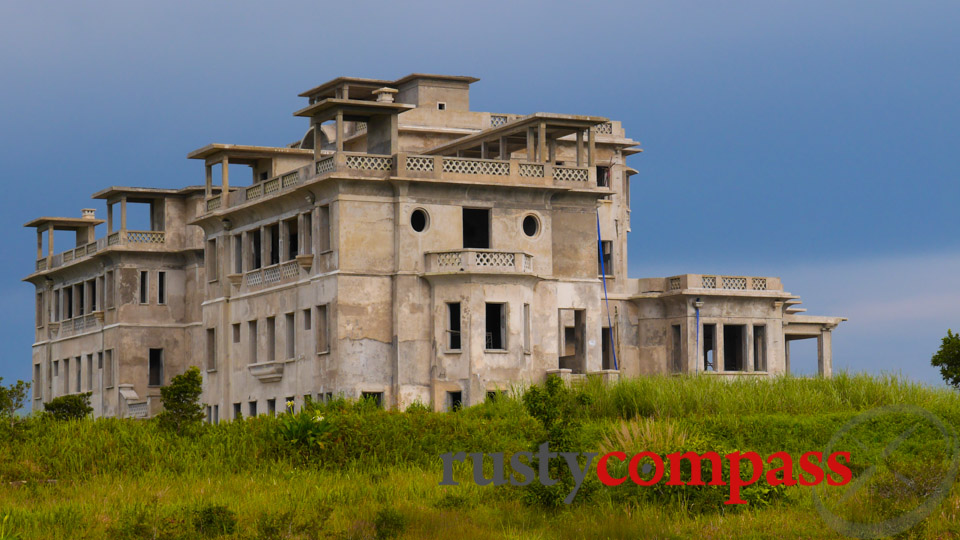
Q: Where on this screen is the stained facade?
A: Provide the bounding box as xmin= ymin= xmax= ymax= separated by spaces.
xmin=24 ymin=74 xmax=844 ymax=418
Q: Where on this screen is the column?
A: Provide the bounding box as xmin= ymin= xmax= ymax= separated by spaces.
xmin=499 ymin=136 xmax=508 ymax=160
xmin=548 ymin=139 xmax=556 ymax=164
xmin=220 ymin=157 xmax=229 ymax=206
xmin=818 ymin=330 xmax=833 ymax=378
xmin=745 ymin=324 xmax=755 ymax=372
xmin=588 ymin=127 xmax=596 ymax=167
xmin=480 ymin=141 xmax=489 ymax=160
xmin=37 ymin=230 xmax=43 ymax=260
xmin=107 ymin=203 xmax=113 ymax=233
xmin=119 ymin=195 xmax=127 ymax=235
xmin=715 ymin=323 xmax=724 ymax=373
xmin=785 ymin=341 xmax=791 ymax=375
xmin=576 ymin=130 xmax=584 ymax=167
xmin=537 ymin=122 xmax=546 ymax=163
xmin=526 ymin=127 xmax=535 ymax=161
xmin=48 ymin=225 xmax=54 ymax=258
xmin=335 ymin=110 xmax=344 ymax=153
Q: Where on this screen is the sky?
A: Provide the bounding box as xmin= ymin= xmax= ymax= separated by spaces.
xmin=0 ymin=1 xmax=957 ymax=387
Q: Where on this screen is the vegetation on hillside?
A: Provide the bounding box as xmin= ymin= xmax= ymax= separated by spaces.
xmin=0 ymin=373 xmax=956 ymax=539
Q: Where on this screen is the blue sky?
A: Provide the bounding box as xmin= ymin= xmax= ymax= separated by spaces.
xmin=1 ymin=1 xmax=957 ymax=387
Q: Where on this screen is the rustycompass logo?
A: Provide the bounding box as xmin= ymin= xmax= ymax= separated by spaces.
xmin=813 ymin=405 xmax=960 ymax=539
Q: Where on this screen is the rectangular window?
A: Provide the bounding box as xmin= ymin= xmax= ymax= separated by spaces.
xmin=54 ymin=289 xmax=60 ymax=322
xmin=266 ymin=316 xmax=276 ymax=362
xmin=601 ymin=327 xmax=614 ymax=370
xmin=139 ymin=271 xmax=149 ymax=304
xmin=104 ymin=350 xmax=114 ymax=388
xmin=250 ymin=230 xmax=262 ymax=270
xmin=598 ymin=241 xmax=613 ymax=276
xmin=59 ymin=359 xmax=66 ymax=394
xmin=36 ymin=292 xmax=43 ymax=327
xmin=248 ymin=320 xmax=258 ymax=364
xmin=148 ymin=348 xmax=163 ymax=386
xmin=105 ymin=271 xmax=115 ymax=308
xmin=249 ymin=401 xmax=257 ymax=417
xmin=446 ymin=302 xmax=461 ymax=351
xmin=523 ymin=303 xmax=531 ymax=354
xmin=267 ymin=224 xmax=280 ymax=266
xmin=671 ymin=325 xmax=683 ymax=373
xmin=754 ymin=325 xmax=767 ymax=372
xmin=316 ymin=305 xmax=329 ymax=354
xmin=462 ymin=208 xmax=490 ymax=249
xmin=233 ymin=402 xmax=242 ymax=419
xmin=75 ymin=356 xmax=81 ymax=393
xmin=285 ymin=312 xmax=295 ymax=360
xmin=206 ymin=406 xmax=212 ymax=424
xmin=723 ymin=325 xmax=745 ymax=372
xmin=97 ymin=351 xmax=103 ymax=370
xmin=157 ymin=271 xmax=166 ymax=304
xmin=86 ymin=354 xmax=93 ymax=391
xmin=485 ymin=303 xmax=506 ymax=351
xmin=267 ymin=398 xmax=276 ymax=416
xmin=96 ymin=275 xmax=104 ymax=311
xmin=303 ymin=309 xmax=312 ymax=331
xmin=284 ymin=218 xmax=298 ymax=261
xmin=317 ymin=206 xmax=330 ymax=252
xmin=703 ymin=324 xmax=716 ymax=372
xmin=206 ymin=239 xmax=218 ymax=281
xmin=302 ymin=212 xmax=313 ymax=255
xmin=232 ymin=323 xmax=241 ymax=343
xmin=76 ymin=284 xmax=85 ymax=316
xmin=90 ymin=279 xmax=97 ymax=312
xmin=448 ymin=391 xmax=462 ymax=412
xmin=597 ymin=165 xmax=610 ymax=187
xmin=213 ymin=405 xmax=219 ymax=424
xmin=233 ymin=234 xmax=243 ymax=274
xmin=65 ymin=287 xmax=73 ymax=319
xmin=206 ymin=328 xmax=216 ymax=370
xmin=361 ymin=392 xmax=383 ymax=408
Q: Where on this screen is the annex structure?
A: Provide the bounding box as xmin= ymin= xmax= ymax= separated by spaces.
xmin=24 ymin=74 xmax=845 ymax=418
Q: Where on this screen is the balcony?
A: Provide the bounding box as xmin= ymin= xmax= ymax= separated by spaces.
xmin=35 ymin=230 xmax=167 ymax=273
xmin=424 ymin=250 xmax=534 ymax=275
xmin=665 ymin=274 xmax=783 ymax=293
xmin=235 ymin=260 xmax=303 ymax=293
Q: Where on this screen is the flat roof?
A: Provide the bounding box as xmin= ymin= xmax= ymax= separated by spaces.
xmin=422 ymin=113 xmax=609 ymax=156
xmin=91 ymin=185 xmax=225 ymax=200
xmin=186 ymin=144 xmax=314 ymax=162
xmin=24 ymin=217 xmax=105 ymax=229
xmin=293 ymin=98 xmax=415 ymax=120
xmin=298 ymin=73 xmax=479 ymax=99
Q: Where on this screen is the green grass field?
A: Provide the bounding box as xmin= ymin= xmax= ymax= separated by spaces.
xmin=1 ymin=373 xmax=959 ymax=539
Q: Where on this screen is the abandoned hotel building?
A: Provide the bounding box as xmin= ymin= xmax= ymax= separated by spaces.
xmin=24 ymin=73 xmax=845 ymax=419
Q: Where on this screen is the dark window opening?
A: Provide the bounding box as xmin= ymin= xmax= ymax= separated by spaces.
xmin=266 ymin=316 xmax=276 ymax=362
xmin=248 ymin=320 xmax=258 ymax=364
xmin=157 ymin=271 xmax=166 ymax=304
xmin=233 ymin=402 xmax=242 ymax=419
xmin=65 ymin=288 xmax=73 ymax=319
xmin=361 ymin=392 xmax=383 ymax=408
xmin=437 ymin=102 xmax=446 ymax=111
xmin=268 ymin=224 xmax=280 ymax=266
xmin=139 ymin=271 xmax=149 ymax=304
xmin=703 ymin=324 xmax=716 ymax=371
xmin=148 ymin=348 xmax=163 ymax=386
xmin=287 ymin=221 xmax=299 ymax=261
xmin=411 ymin=209 xmax=428 ymax=232
xmin=249 ymin=401 xmax=257 ymax=417
xmin=285 ymin=312 xmax=295 ymax=360
xmin=601 ymin=327 xmax=614 ymax=370
xmin=447 ymin=302 xmax=461 ymax=350
xmin=234 ymin=235 xmax=243 ymax=274
xmin=206 ymin=328 xmax=216 ymax=370
xmin=448 ymin=391 xmax=462 ymax=412
xmin=463 ymin=208 xmax=490 ymax=249
xmin=522 ymin=215 xmax=539 ymax=237
xmin=232 ymin=323 xmax=240 ymax=343
xmin=267 ymin=398 xmax=276 ymax=416
xmin=754 ymin=326 xmax=767 ymax=371
xmin=251 ymin=230 xmax=262 ymax=270
xmin=77 ymin=284 xmax=85 ymax=315
xmin=486 ymin=391 xmax=499 ymax=403
xmin=723 ymin=325 xmax=745 ymax=372
xmin=599 ymin=241 xmax=613 ymax=276
xmin=485 ymin=303 xmax=506 ymax=350
xmin=597 ymin=166 xmax=610 ymax=187
xmin=89 ymin=280 xmax=97 ymax=312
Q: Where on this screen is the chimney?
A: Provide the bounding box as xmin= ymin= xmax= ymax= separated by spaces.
xmin=374 ymin=87 xmax=398 ymax=103
xmin=81 ymin=208 xmax=96 ymax=220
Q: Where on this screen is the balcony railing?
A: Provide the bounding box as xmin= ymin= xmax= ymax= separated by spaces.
xmin=425 ymin=250 xmax=534 ymax=275
xmin=666 ymin=274 xmax=781 ymax=292
xmin=241 ymin=260 xmax=302 ymax=290
xmin=202 ymin=150 xmax=604 ymax=215
xmin=35 ymin=231 xmax=166 ymax=273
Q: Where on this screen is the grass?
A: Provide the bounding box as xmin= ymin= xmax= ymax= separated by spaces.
xmin=0 ymin=372 xmax=958 ymax=539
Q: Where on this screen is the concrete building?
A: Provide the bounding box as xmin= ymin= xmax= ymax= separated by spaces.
xmin=24 ymin=73 xmax=845 ymax=418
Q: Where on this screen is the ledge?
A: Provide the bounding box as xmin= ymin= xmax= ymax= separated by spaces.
xmin=248 ymin=361 xmax=284 ymax=382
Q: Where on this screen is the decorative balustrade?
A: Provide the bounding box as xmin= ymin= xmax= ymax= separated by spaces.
xmin=34 ymin=230 xmax=166 ymax=273
xmin=442 ymin=157 xmax=510 ymax=176
xmin=425 ymin=250 xmax=534 ymax=275
xmin=406 ymin=155 xmax=435 ymax=172
xmin=126 ymin=231 xmax=165 ymax=244
xmin=518 ymin=163 xmax=545 ymax=178
xmin=36 ymin=258 xmax=47 ymax=271
xmin=595 ymin=122 xmax=614 ymax=135
xmin=554 ymin=166 xmax=589 ymax=182
xmin=242 ymin=260 xmax=302 ymax=290
xmin=665 ymin=274 xmax=778 ymax=292
xmin=127 ymin=401 xmax=148 ymax=418
xmin=345 ymin=154 xmax=393 ymax=171
xmin=281 ymin=171 xmax=300 ymax=188
xmin=206 ymin=195 xmax=221 ymax=211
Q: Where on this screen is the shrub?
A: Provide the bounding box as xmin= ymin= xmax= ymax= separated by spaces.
xmin=157 ymin=367 xmax=204 ymax=435
xmin=43 ymin=393 xmax=92 ymax=421
xmin=931 ymin=329 xmax=960 ymax=388
xmin=405 ymin=400 xmax=431 ymax=414
xmin=192 ymin=504 xmax=236 ymax=537
xmin=274 ymin=409 xmax=332 ymax=456
xmin=373 ymin=507 xmax=407 ymax=539
xmin=0 ymin=378 xmax=30 ymax=428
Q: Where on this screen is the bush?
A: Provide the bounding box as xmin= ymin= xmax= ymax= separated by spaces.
xmin=931 ymin=329 xmax=960 ymax=388
xmin=157 ymin=367 xmax=204 ymax=435
xmin=43 ymin=393 xmax=92 ymax=421
xmin=373 ymin=507 xmax=407 ymax=539
xmin=0 ymin=378 xmax=30 ymax=428
xmin=192 ymin=504 xmax=236 ymax=537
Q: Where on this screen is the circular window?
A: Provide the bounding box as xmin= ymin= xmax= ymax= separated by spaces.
xmin=410 ymin=209 xmax=429 ymax=232
xmin=522 ymin=215 xmax=540 ymax=237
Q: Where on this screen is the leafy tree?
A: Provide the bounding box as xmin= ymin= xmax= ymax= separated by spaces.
xmin=0 ymin=377 xmax=31 ymax=427
xmin=44 ymin=393 xmax=93 ymax=420
xmin=157 ymin=366 xmax=204 ymax=434
xmin=931 ymin=329 xmax=960 ymax=388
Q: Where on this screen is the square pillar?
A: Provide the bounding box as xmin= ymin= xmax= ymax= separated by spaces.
xmin=526 ymin=127 xmax=535 ymax=161
xmin=588 ymin=127 xmax=596 ymax=167
xmin=818 ymin=330 xmax=833 ymax=378
xmin=499 ymin=136 xmax=508 ymax=160
xmin=480 ymin=141 xmax=489 ymax=160
xmin=548 ymin=139 xmax=556 ymax=164
xmin=107 ymin=203 xmax=113 ymax=233
xmin=745 ymin=324 xmax=755 ymax=372
xmin=37 ymin=230 xmax=43 ymax=260
xmin=785 ymin=341 xmax=791 ymax=375
xmin=537 ymin=122 xmax=547 ymax=163
xmin=576 ymin=131 xmax=584 ymax=167
xmin=205 ymin=164 xmax=213 ymax=198
xmin=220 ymin=157 xmax=230 ymax=206
xmin=715 ymin=323 xmax=724 ymax=373
xmin=119 ymin=195 xmax=128 ymax=234
xmin=335 ymin=110 xmax=344 ymax=153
